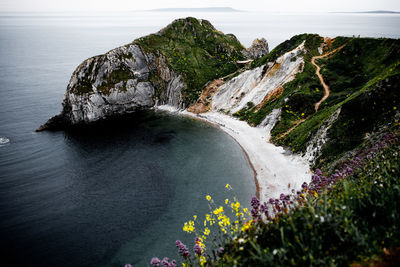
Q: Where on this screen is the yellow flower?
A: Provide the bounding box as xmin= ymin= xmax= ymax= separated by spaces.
xmin=241 ymin=220 xmax=253 ymax=231
xmin=243 ymin=208 xmax=248 ymax=213
xmin=204 ymin=227 xmax=210 ymax=236
xmin=193 ymin=215 xmax=197 ymax=220
xmin=225 ymin=183 xmax=230 ymax=189
xmin=206 ymin=195 xmax=211 ymax=201
xmin=183 ymin=220 xmax=195 ymax=233
xmin=213 ymin=206 xmax=224 ymax=215
xmin=225 ymin=198 xmax=229 ymax=205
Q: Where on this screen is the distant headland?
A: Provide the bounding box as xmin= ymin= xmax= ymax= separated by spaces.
xmin=334 ymin=10 xmax=400 ymax=14
xmin=138 ymin=7 xmax=245 ymax=12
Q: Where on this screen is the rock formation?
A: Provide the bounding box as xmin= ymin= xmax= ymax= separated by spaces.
xmin=243 ymin=38 xmax=269 ymax=59
xmin=37 ymin=17 xmax=248 ymax=130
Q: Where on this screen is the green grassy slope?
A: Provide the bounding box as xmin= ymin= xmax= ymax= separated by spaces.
xmin=234 ymin=35 xmax=400 ymax=167
xmin=135 ymin=17 xmax=246 ymax=104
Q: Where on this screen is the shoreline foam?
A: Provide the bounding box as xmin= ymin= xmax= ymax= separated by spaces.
xmin=156 ymin=105 xmax=311 ymax=204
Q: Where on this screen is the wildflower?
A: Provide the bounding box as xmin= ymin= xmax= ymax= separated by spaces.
xmin=231 ymin=201 xmax=240 ymax=212
xmin=206 ymin=195 xmax=211 ymax=201
xmin=259 ymin=204 xmax=266 ymax=213
xmin=125 ymin=264 xmax=132 ymax=267
xmin=183 ymin=220 xmax=195 ymax=233
xmin=168 ymin=260 xmax=177 ymax=267
xmin=194 ymin=243 xmax=202 ymax=256
xmin=161 ymin=257 xmax=169 ymax=267
xmin=225 ymin=183 xmax=231 ymax=189
xmin=150 ymin=257 xmax=161 ymax=267
xmin=273 ymin=249 xmax=278 ymax=255
xmin=225 ymin=198 xmax=229 ymax=204
xmin=218 ymin=247 xmax=224 ymax=253
xmin=203 ymin=227 xmax=210 ymax=236
xmin=241 ymin=220 xmax=252 ymax=231
xmin=213 ymin=206 xmax=224 ymax=215
xmin=251 ymin=208 xmax=259 ymax=218
xmin=251 ymin=196 xmax=260 ymax=209
xmin=176 ymin=240 xmax=190 ymax=258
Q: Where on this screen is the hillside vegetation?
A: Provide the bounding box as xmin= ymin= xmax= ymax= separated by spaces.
xmin=135 ymin=17 xmax=246 ymax=103
xmin=234 ymin=35 xmax=400 ymax=167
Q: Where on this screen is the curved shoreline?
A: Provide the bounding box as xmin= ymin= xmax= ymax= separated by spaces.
xmin=157 ymin=106 xmax=312 ymax=204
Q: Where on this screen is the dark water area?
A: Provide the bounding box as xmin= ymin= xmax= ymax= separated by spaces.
xmin=0 ymin=110 xmax=255 ymax=267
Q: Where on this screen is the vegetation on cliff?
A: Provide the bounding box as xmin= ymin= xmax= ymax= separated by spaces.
xmin=233 ymin=35 xmax=400 ymax=168
xmin=135 ymin=17 xmax=246 ymax=103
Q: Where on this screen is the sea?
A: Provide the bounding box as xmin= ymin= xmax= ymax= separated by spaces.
xmin=0 ymin=11 xmax=399 ymax=266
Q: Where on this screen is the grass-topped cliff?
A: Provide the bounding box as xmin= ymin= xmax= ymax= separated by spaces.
xmin=135 ymin=17 xmax=246 ymax=103
xmin=233 ymin=34 xmax=400 ymax=168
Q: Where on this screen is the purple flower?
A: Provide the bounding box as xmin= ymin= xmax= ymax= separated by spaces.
xmin=302 ymin=182 xmax=308 ymax=189
xmin=194 ymin=243 xmax=202 ymax=256
xmin=315 ymin=169 xmax=322 ymax=176
xmin=176 ymin=240 xmax=190 ymax=258
xmin=259 ymin=204 xmax=267 ymax=213
xmin=251 ymin=207 xmax=259 ymax=218
xmin=269 ymin=198 xmax=275 ymax=204
xmin=161 ymin=257 xmax=169 ymax=267
xmin=168 ymin=260 xmax=177 ymax=267
xmin=150 ymin=257 xmax=161 ymax=267
xmin=218 ymin=247 xmax=224 ymax=253
xmin=125 ymin=264 xmax=132 ymax=267
xmin=251 ymin=196 xmax=260 ymax=209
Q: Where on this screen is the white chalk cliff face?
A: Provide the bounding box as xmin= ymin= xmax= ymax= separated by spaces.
xmin=303 ymin=108 xmax=341 ymax=163
xmin=60 ymin=44 xmax=186 ymax=125
xmin=212 ymin=41 xmax=305 ymax=114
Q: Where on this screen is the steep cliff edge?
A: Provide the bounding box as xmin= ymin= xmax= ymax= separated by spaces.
xmin=38 ymin=17 xmax=269 ymax=131
xmin=210 ymin=34 xmax=400 ymax=169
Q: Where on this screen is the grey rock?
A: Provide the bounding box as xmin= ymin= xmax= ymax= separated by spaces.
xmin=243 ymin=38 xmax=269 ymax=59
xmin=39 ymin=43 xmax=186 ymax=130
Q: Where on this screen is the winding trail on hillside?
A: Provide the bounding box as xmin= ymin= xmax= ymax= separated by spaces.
xmin=312 ymin=44 xmax=347 ymax=111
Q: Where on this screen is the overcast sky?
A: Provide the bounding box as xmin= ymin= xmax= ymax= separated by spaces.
xmin=1 ymin=0 xmax=399 ymax=13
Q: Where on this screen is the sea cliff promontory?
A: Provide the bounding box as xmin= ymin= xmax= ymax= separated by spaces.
xmin=37 ymin=17 xmax=268 ymax=130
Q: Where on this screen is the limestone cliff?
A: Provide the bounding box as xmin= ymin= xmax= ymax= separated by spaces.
xmin=38 ymin=17 xmax=255 ymax=130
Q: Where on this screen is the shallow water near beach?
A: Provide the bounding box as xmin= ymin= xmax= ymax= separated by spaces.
xmin=0 ymin=11 xmax=399 ymax=266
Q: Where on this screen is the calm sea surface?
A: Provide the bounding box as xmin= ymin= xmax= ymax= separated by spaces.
xmin=0 ymin=11 xmax=399 ymax=266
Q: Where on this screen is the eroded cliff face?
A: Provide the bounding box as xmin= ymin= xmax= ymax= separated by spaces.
xmin=65 ymin=44 xmax=187 ymax=124
xmin=38 ymin=43 xmax=186 ymax=130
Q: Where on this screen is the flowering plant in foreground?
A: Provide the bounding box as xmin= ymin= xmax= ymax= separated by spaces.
xmin=146 ymin=184 xmax=252 ymax=266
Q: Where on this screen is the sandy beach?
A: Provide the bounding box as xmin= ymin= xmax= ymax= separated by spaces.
xmin=157 ymin=106 xmax=311 ymax=204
